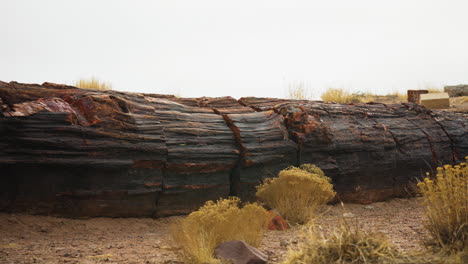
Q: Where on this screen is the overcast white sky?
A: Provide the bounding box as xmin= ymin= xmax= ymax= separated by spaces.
xmin=1 ymin=0 xmax=468 ymax=99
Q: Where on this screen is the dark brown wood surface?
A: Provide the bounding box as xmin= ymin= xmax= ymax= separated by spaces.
xmin=1 ymin=81 xmax=467 ymax=217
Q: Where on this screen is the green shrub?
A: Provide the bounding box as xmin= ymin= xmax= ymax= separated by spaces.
xmin=170 ymin=197 xmax=270 ymax=264
xmin=256 ymin=165 xmax=336 ymax=224
xmin=283 ymin=218 xmax=409 ymax=264
xmin=417 ymin=157 xmax=468 ymax=254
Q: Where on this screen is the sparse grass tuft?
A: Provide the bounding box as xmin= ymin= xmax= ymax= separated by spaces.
xmin=321 ymin=88 xmax=363 ymax=103
xmin=256 ymin=165 xmax=336 ymax=224
xmin=386 ymin=91 xmax=408 ymax=102
xmin=283 ymin=217 xmax=409 ymax=264
xmin=170 ymin=197 xmax=270 ymax=264
xmin=321 ymin=88 xmax=408 ymax=104
xmin=417 ymin=157 xmax=468 ymax=254
xmin=427 ymin=88 xmax=444 ymax=93
xmin=287 ymin=81 xmax=310 ymax=100
xmin=75 ymin=77 xmax=112 ymax=90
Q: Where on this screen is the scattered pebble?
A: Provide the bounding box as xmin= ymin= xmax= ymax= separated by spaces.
xmin=279 ymin=240 xmax=289 ymax=247
xmin=343 ymin=212 xmax=355 ymax=218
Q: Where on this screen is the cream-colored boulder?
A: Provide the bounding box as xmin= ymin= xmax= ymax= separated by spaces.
xmin=420 ymin=93 xmax=450 ymax=109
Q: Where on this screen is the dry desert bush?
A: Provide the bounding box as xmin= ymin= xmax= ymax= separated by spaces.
xmin=75 ymin=77 xmax=112 ymax=90
xmin=283 ymin=217 xmax=409 ymax=264
xmin=286 ymin=81 xmax=310 ymax=100
xmin=321 ymin=88 xmax=407 ymax=104
xmin=256 ymin=165 xmax=336 ymax=224
xmin=417 ymin=157 xmax=468 ymax=254
xmin=321 ymin=88 xmax=364 ymax=103
xmin=286 ymin=85 xmax=450 ymax=104
xmin=170 ymin=197 xmax=270 ymax=264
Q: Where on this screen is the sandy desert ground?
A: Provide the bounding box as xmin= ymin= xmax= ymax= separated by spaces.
xmin=0 ymin=198 xmax=429 ymax=264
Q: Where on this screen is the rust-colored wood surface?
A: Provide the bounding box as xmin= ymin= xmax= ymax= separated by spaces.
xmin=407 ymin=90 xmax=429 ymax=103
xmin=1 ymin=81 xmax=467 ymax=217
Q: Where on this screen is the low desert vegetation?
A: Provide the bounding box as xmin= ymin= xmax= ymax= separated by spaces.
xmin=75 ymin=77 xmax=112 ymax=90
xmin=170 ymin=158 xmax=466 ymax=264
xmin=417 ymin=157 xmax=468 ymax=254
xmin=286 ymin=81 xmax=310 ymax=100
xmin=287 ymin=85 xmax=452 ymax=104
xmin=170 ymin=197 xmax=270 ymax=264
xmin=299 ymin=163 xmax=328 ymax=177
xmin=427 ymin=88 xmax=444 ymax=93
xmin=283 ymin=217 xmax=409 ymax=264
xmin=320 ymin=88 xmax=407 ymax=104
xmin=424 ymin=86 xmax=444 ymax=94
xmin=321 ymin=88 xmax=365 ymax=103
xmin=256 ymin=164 xmax=336 ymax=224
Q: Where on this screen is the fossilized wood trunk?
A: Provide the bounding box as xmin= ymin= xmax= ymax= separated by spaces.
xmin=1 ymin=81 xmax=467 ymax=217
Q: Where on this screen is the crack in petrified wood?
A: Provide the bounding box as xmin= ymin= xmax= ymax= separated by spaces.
xmin=1 ymin=81 xmax=467 ymax=217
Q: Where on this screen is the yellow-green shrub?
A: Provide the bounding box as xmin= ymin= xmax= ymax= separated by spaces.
xmin=256 ymin=165 xmax=336 ymax=224
xmin=417 ymin=157 xmax=468 ymax=253
xmin=75 ymin=77 xmax=112 ymax=90
xmin=170 ymin=197 xmax=270 ymax=264
xmin=283 ymin=219 xmax=409 ymax=264
xmin=299 ymin=164 xmax=329 ymax=180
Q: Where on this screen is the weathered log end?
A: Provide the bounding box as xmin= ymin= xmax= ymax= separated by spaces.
xmin=1 ymin=81 xmax=467 ymax=217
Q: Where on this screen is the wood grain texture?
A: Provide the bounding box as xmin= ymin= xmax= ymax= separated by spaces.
xmin=1 ymin=81 xmax=467 ymax=216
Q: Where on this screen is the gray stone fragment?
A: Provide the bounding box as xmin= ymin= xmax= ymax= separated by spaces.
xmin=444 ymin=85 xmax=468 ymax=97
xmin=215 ymin=240 xmax=267 ymax=264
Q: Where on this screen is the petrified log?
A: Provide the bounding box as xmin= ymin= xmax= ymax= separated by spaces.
xmin=0 ymin=81 xmax=467 ymax=217
xmin=407 ymin=90 xmax=428 ymax=104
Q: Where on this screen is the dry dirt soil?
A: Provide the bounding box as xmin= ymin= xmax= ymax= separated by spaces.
xmin=0 ymin=198 xmax=429 ymax=264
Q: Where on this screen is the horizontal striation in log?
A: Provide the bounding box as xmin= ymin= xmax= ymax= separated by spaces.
xmin=256 ymin=100 xmax=466 ymax=203
xmin=1 ymin=81 xmax=467 ymax=216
